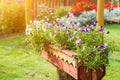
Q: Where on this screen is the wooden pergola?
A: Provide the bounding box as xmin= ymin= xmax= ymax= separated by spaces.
xmin=25 ymin=0 xmax=105 ymax=27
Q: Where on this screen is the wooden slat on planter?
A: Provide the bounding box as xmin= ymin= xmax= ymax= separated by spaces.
xmin=42 ymin=50 xmax=78 ymax=79
xmin=44 ymin=45 xmax=78 ymax=67
xmin=42 ymin=45 xmax=106 ymax=80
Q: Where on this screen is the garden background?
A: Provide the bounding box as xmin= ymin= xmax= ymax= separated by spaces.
xmin=0 ymin=0 xmax=120 ymax=80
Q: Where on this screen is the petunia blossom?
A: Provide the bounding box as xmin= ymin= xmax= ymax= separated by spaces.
xmin=76 ymin=39 xmax=82 ymax=45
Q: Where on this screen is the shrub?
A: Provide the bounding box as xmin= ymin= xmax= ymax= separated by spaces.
xmin=37 ymin=4 xmax=56 ymax=23
xmin=71 ymin=0 xmax=120 ymax=16
xmin=104 ymin=1 xmax=120 ymax=10
xmin=55 ymin=7 xmax=70 ymax=18
xmin=71 ymin=0 xmax=97 ymax=16
xmin=0 ymin=0 xmax=25 ymax=35
xmin=60 ymin=7 xmax=120 ymax=25
xmin=60 ymin=10 xmax=96 ymax=26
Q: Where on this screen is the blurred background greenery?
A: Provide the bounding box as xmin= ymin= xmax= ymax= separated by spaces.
xmin=0 ymin=0 xmax=25 ymax=36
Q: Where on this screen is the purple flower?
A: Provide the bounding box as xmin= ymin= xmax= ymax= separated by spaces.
xmin=78 ymin=28 xmax=84 ymax=32
xmin=68 ymin=36 xmax=74 ymax=41
xmin=93 ymin=20 xmax=98 ymax=25
xmin=47 ymin=23 xmax=53 ymax=27
xmin=59 ymin=22 xmax=63 ymax=26
xmin=55 ymin=23 xmax=60 ymax=28
xmin=68 ymin=12 xmax=74 ymax=18
xmin=65 ymin=24 xmax=69 ymax=28
xmin=76 ymin=39 xmax=82 ymax=45
xmin=106 ymin=31 xmax=110 ymax=34
xmin=77 ymin=28 xmax=82 ymax=31
xmin=86 ymin=25 xmax=89 ymax=27
xmin=60 ymin=27 xmax=67 ymax=31
xmin=100 ymin=45 xmax=105 ymax=49
xmin=44 ymin=22 xmax=48 ymax=26
xmin=104 ymin=43 xmax=108 ymax=48
xmin=76 ymin=22 xmax=81 ymax=27
xmin=100 ymin=43 xmax=108 ymax=49
xmin=94 ymin=46 xmax=98 ymax=49
xmin=98 ymin=26 xmax=104 ymax=32
xmin=89 ymin=25 xmax=94 ymax=31
xmin=84 ymin=27 xmax=90 ymax=33
xmin=74 ymin=22 xmax=77 ymax=24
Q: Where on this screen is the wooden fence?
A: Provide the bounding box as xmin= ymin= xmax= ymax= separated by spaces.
xmin=38 ymin=0 xmax=76 ymax=8
xmin=33 ymin=0 xmax=99 ymax=9
xmin=25 ymin=0 xmax=96 ymax=24
xmin=25 ymin=0 xmax=76 ymax=24
xmin=25 ymin=0 xmax=105 ymax=26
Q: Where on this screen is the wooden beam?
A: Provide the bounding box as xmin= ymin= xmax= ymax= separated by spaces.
xmin=25 ymin=0 xmax=33 ymax=25
xmin=96 ymin=0 xmax=105 ymax=28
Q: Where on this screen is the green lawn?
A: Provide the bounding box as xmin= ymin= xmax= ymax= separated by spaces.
xmin=103 ymin=24 xmax=120 ymax=80
xmin=0 ymin=24 xmax=120 ymax=80
xmin=0 ymin=35 xmax=57 ymax=80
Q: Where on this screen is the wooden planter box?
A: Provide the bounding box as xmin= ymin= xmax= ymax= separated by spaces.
xmin=42 ymin=45 xmax=105 ymax=80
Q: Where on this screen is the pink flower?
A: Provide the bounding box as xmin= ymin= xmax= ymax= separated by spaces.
xmin=76 ymin=39 xmax=82 ymax=45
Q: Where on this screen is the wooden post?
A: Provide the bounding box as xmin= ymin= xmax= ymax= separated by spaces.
xmin=33 ymin=0 xmax=38 ymax=19
xmin=57 ymin=69 xmax=75 ymax=80
xmin=25 ymin=0 xmax=33 ymax=25
xmin=96 ymin=0 xmax=105 ymax=27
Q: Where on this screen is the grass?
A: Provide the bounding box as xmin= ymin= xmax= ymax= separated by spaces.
xmin=103 ymin=24 xmax=120 ymax=80
xmin=0 ymin=24 xmax=120 ymax=80
xmin=0 ymin=35 xmax=57 ymax=80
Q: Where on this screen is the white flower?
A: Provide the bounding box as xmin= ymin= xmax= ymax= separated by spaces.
xmin=25 ymin=25 xmax=32 ymax=35
xmin=68 ymin=12 xmax=74 ymax=18
xmin=56 ymin=18 xmax=60 ymax=22
xmin=33 ymin=20 xmax=40 ymax=25
xmin=33 ymin=20 xmax=42 ymax=30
